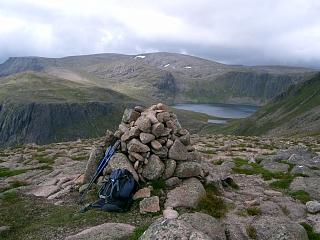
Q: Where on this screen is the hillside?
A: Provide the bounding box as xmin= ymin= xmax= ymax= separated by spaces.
xmin=0 ymin=72 xmax=140 ymax=148
xmin=0 ymin=52 xmax=316 ymax=105
xmin=214 ymin=73 xmax=320 ymax=136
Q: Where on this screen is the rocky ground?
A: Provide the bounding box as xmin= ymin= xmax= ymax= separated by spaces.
xmin=0 ymin=134 xmax=320 ymax=240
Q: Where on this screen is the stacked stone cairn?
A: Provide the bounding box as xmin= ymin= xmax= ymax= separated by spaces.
xmin=112 ymin=103 xmax=203 ymax=183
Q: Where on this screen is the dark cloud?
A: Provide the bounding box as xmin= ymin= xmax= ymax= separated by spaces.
xmin=0 ymin=0 xmax=319 ymax=68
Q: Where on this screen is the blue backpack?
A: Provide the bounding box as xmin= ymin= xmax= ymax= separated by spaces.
xmin=81 ymin=169 xmax=138 ymax=212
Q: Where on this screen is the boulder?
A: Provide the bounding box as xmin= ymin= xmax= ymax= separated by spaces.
xmin=133 ymin=187 xmax=151 ymax=200
xmin=65 ymin=223 xmax=135 ymax=240
xmin=135 ymin=116 xmax=151 ymax=133
xmin=261 ymin=160 xmax=289 ymax=173
xmin=180 ymin=132 xmax=191 ymax=146
xmin=165 ymin=177 xmax=182 ymax=188
xmin=142 ymin=154 xmax=165 ymax=180
xmin=163 ymin=208 xmax=179 ymax=219
xmin=162 ymin=159 xmax=177 ymax=179
xmin=179 ymin=212 xmax=226 ymax=240
xmin=151 ymin=146 xmax=168 ymax=159
xmin=165 ymin=178 xmax=206 ymax=209
xmin=150 ymin=140 xmax=162 ymax=150
xmin=140 ymin=218 xmax=211 ymax=240
xmin=174 ymin=161 xmax=203 ymax=178
xmin=306 ymin=201 xmax=320 ymax=213
xmin=157 ymin=112 xmax=170 ymax=122
xmin=122 ymin=108 xmax=140 ymax=123
xmin=106 ymin=153 xmax=139 ymax=182
xmin=120 ymin=127 xmax=140 ymax=142
xmin=252 ymin=216 xmax=308 ymax=240
xmin=83 ymin=145 xmax=105 ymax=183
xmin=139 ymin=133 xmax=155 ymax=144
xmin=152 ymin=122 xmax=165 ymax=137
xmin=168 ymin=139 xmax=188 ymax=161
xmin=290 ymin=177 xmax=320 ymax=201
xmin=127 ymin=139 xmax=150 ymax=153
xmin=139 ymin=196 xmax=160 ymax=214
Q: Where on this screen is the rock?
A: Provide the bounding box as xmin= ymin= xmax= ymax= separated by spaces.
xmin=104 ymin=130 xmax=114 ymax=146
xmin=157 ymin=112 xmax=170 ymax=122
xmin=168 ymin=139 xmax=188 ymax=161
xmin=165 ymin=177 xmax=182 ymax=188
xmin=291 ymin=165 xmax=318 ymax=177
xmin=187 ymin=151 xmax=201 ymax=162
xmin=133 ymin=187 xmax=151 ymax=200
xmin=261 ymin=160 xmax=289 ymax=173
xmin=180 ymin=132 xmax=191 ymax=146
xmin=252 ymin=216 xmax=308 ymax=240
xmin=79 ymin=183 xmax=89 ymax=193
xmin=166 ymin=120 xmax=179 ymax=134
xmin=139 ymin=196 xmax=160 ymax=214
xmin=0 ymin=226 xmax=10 ymax=234
xmin=65 ymin=223 xmax=135 ymax=240
xmin=139 ymin=133 xmax=155 ymax=144
xmin=27 ymin=185 xmax=60 ymax=198
xmin=306 ymin=201 xmax=320 ymax=213
xmin=142 ymin=154 xmax=165 ymax=180
xmin=179 ymin=212 xmax=226 ymax=240
xmin=106 ymin=153 xmax=139 ymax=182
xmin=264 ymin=189 xmax=283 ymax=197
xmin=156 ymin=103 xmax=168 ymax=111
xmin=135 ymin=116 xmax=151 ymax=133
xmin=163 ymin=208 xmax=179 ymax=219
xmin=128 ymin=151 xmax=144 ymax=162
xmin=151 ymin=146 xmax=168 ymax=159
xmin=134 ymin=106 xmax=145 ymax=113
xmin=140 ymin=218 xmax=211 ymax=240
xmin=174 ymin=162 xmax=203 ymax=178
xmin=122 ymin=108 xmax=140 ymax=123
xmin=150 ymin=140 xmax=162 ymax=150
xmin=165 ymin=178 xmax=206 ymax=209
xmin=83 ymin=145 xmax=105 ymax=183
xmin=152 ymin=122 xmax=165 ymax=137
xmin=307 ymin=214 xmax=320 ymax=234
xmin=162 ymin=159 xmax=177 ymax=179
xmin=127 ymin=139 xmax=150 ymax=153
xmin=290 ymin=177 xmax=320 ymax=201
xmin=121 ymin=127 xmax=140 ymax=142
xmin=166 ymin=139 xmax=174 ymax=148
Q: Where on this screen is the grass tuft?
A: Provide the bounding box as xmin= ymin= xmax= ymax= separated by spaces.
xmin=300 ymin=223 xmax=320 ymax=240
xmin=290 ymin=190 xmax=311 ymax=204
xmin=129 ymin=224 xmax=149 ymax=240
xmin=0 ymin=167 xmax=27 ymax=177
xmin=246 ymin=225 xmax=257 ymax=239
xmin=246 ymin=207 xmax=261 ymax=216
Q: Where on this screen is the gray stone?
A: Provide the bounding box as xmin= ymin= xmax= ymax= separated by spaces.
xmin=261 ymin=160 xmax=289 ymax=173
xmin=306 ymin=201 xmax=320 ymax=213
xmin=168 ymin=139 xmax=188 ymax=161
xmin=139 ymin=196 xmax=160 ymax=214
xmin=174 ymin=161 xmax=203 ymax=178
xmin=139 ymin=133 xmax=155 ymax=144
xmin=290 ymin=177 xmax=320 ymax=201
xmin=150 ymin=140 xmax=162 ymax=150
xmin=127 ymin=139 xmax=150 ymax=153
xmin=83 ymin=145 xmax=105 ymax=183
xmin=180 ymin=132 xmax=191 ymax=146
xmin=152 ymin=122 xmax=165 ymax=137
xmin=106 ymin=153 xmax=139 ymax=181
xmin=252 ymin=216 xmax=308 ymax=240
xmin=151 ymin=146 xmax=168 ymax=159
xmin=0 ymin=226 xmax=10 ymax=234
xmin=135 ymin=116 xmax=151 ymax=133
xmin=133 ymin=187 xmax=151 ymax=200
xmin=165 ymin=177 xmax=182 ymax=188
xmin=65 ymin=223 xmax=135 ymax=240
xmin=179 ymin=212 xmax=226 ymax=240
xmin=122 ymin=108 xmax=140 ymax=123
xmin=134 ymin=105 xmax=145 ymax=113
xmin=163 ymin=208 xmax=179 ymax=219
xmin=162 ymin=159 xmax=177 ymax=179
xmin=165 ymin=178 xmax=206 ymax=209
xmin=120 ymin=126 xmax=140 ymax=142
xmin=140 ymin=218 xmax=211 ymax=240
xmin=142 ymin=154 xmax=165 ymax=180
xmin=157 ymin=112 xmax=171 ymax=122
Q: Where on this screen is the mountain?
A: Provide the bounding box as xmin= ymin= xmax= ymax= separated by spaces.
xmin=0 ymin=52 xmax=317 ymax=105
xmin=220 ymin=73 xmax=320 ymax=136
xmin=0 ymin=72 xmax=140 ymax=148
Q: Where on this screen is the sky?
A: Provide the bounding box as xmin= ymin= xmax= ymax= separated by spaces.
xmin=1 ymin=0 xmax=320 ymax=68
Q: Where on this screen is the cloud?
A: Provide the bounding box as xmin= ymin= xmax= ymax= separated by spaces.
xmin=0 ymin=0 xmax=320 ymax=68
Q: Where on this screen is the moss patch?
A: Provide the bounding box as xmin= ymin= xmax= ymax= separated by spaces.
xmin=300 ymin=223 xmax=320 ymax=240
xmin=290 ymin=190 xmax=311 ymax=204
xmin=129 ymin=224 xmax=149 ymax=240
xmin=0 ymin=167 xmax=27 ymax=177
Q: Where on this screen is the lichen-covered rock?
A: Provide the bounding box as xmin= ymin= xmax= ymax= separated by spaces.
xmin=120 ymin=126 xmax=140 ymax=142
xmin=252 ymin=216 xmax=308 ymax=240
xmin=152 ymin=122 xmax=165 ymax=137
xmin=139 ymin=196 xmax=160 ymax=214
xmin=106 ymin=153 xmax=139 ymax=181
xmin=83 ymin=145 xmax=105 ymax=183
xmin=122 ymin=108 xmax=140 ymax=124
xmin=135 ymin=116 xmax=151 ymax=133
xmin=168 ymin=139 xmax=188 ymax=161
xmin=150 ymin=140 xmax=162 ymax=150
xmin=174 ymin=161 xmax=203 ymax=178
xmin=127 ymin=139 xmax=150 ymax=153
xmin=165 ymin=178 xmax=206 ymax=209
xmin=139 ymin=133 xmax=155 ymax=144
xmin=142 ymin=154 xmax=165 ymax=180
xmin=162 ymin=159 xmax=177 ymax=179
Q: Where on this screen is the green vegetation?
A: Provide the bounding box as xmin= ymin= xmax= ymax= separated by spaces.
xmin=0 ymin=181 xmax=29 ymax=193
xmin=0 ymin=192 xmax=157 ymax=240
xmin=270 ymin=179 xmax=294 ymax=190
xmin=199 ymin=149 xmax=216 ymax=154
xmin=129 ymin=224 xmax=149 ymax=240
xmin=246 ymin=207 xmax=261 ymax=216
xmin=35 ymin=156 xmax=55 ymax=164
xmin=213 ymin=159 xmax=224 ymax=165
xmin=246 ymin=225 xmax=257 ymax=239
xmin=196 ymin=183 xmax=228 ymax=218
xmin=149 ymin=179 xmax=166 ymax=196
xmin=71 ymin=155 xmax=88 ymax=161
xmin=0 ymin=167 xmax=27 ymax=177
xmin=290 ymin=190 xmax=311 ymax=204
xmin=300 ymin=223 xmax=320 ymax=240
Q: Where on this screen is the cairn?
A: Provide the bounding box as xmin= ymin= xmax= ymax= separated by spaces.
xmin=109 ymin=103 xmax=202 ymax=182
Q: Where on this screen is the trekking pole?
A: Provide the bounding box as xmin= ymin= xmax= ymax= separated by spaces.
xmin=79 ymin=139 xmax=120 ymax=204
